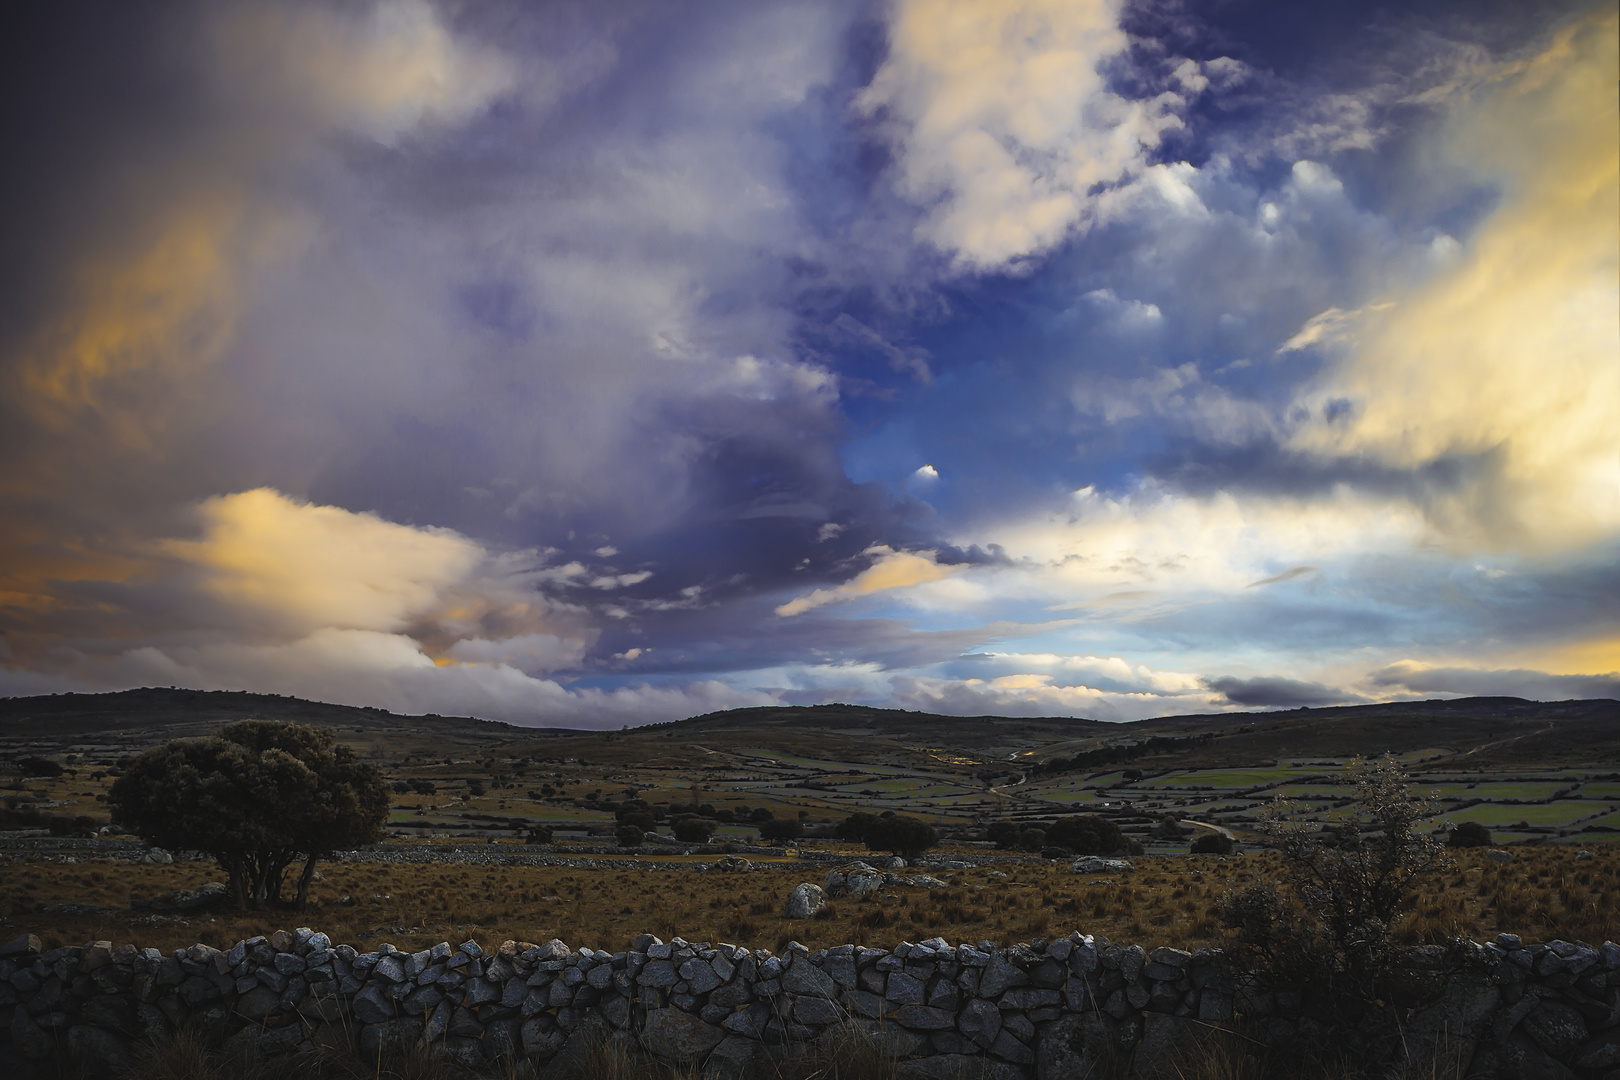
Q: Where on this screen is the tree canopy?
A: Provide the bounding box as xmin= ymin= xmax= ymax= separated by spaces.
xmin=863 ymin=815 xmax=938 ymax=859
xmin=108 ymin=721 xmax=389 ymax=909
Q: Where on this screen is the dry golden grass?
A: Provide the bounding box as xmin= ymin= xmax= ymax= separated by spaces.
xmin=3 ymin=845 xmax=1613 ymax=957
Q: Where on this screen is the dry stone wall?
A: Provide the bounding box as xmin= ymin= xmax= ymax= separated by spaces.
xmin=2 ymin=924 xmax=1617 ymax=1079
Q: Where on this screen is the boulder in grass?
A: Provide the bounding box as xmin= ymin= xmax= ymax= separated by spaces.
xmin=785 ymin=882 xmax=826 ymax=919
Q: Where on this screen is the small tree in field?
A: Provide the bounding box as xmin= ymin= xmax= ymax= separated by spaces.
xmin=109 ymin=721 xmax=389 ymax=910
xmin=1221 ymin=754 xmax=1450 ymax=1001
xmin=759 ymin=818 xmax=803 ymax=842
xmin=864 ymin=816 xmax=937 ymax=859
xmin=1447 ymin=820 xmax=1491 ymax=848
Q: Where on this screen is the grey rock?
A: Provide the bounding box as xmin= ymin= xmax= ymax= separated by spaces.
xmin=894 ymin=1005 xmax=956 ymax=1030
xmin=1037 ymin=1011 xmax=1117 ymax=1080
xmin=785 ymin=883 xmax=827 ymax=919
xmin=359 ymin=1019 xmax=421 ymax=1059
xmin=371 ymin=955 xmax=407 ymax=983
xmin=12 ymin=1009 xmax=54 ymax=1061
xmin=640 ymin=960 xmax=679 ymax=987
xmin=991 ymin=1028 xmax=1035 ymax=1064
xmin=886 ymin=971 xmax=926 ymax=1004
xmin=783 ymin=958 xmax=839 ymax=999
xmin=979 ymin=954 xmax=1029 ymax=998
xmin=958 ymin=997 xmax=1002 ymax=1048
xmin=522 ymin=1015 xmax=565 ymax=1058
xmin=351 ymin=984 xmax=397 ymax=1025
xmin=842 ymin=989 xmax=895 ymax=1018
xmin=1000 ymin=987 xmax=1062 ymax=1010
xmin=794 ymin=996 xmax=844 ymax=1026
xmin=1197 ymin=990 xmax=1233 ymax=1022
xmin=448 ymin=1005 xmax=484 ymax=1038
xmin=681 ymin=959 xmax=722 ymax=994
xmin=1521 ymin=1001 xmax=1588 ymax=1057
xmin=704 ymin=1035 xmax=762 ymax=1080
xmin=1486 ymin=849 xmax=1514 ymax=863
xmin=722 ymin=1003 xmax=771 ymax=1039
xmin=483 ymin=1016 xmax=521 ymax=1060
xmin=66 ymin=1025 xmax=129 ymax=1070
xmin=236 ymin=986 xmax=281 ymax=1020
xmin=643 ymin=1007 xmax=726 ymax=1060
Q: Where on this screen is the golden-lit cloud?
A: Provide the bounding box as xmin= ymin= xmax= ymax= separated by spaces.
xmin=776 ymin=545 xmax=956 ymax=616
xmin=164 ymin=488 xmax=487 ymax=634
xmin=1289 ymin=9 xmax=1620 ymax=551
xmin=19 ymin=201 xmax=241 ymax=428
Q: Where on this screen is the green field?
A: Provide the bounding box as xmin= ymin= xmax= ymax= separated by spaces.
xmin=1139 ymin=768 xmax=1328 ymax=789
xmin=1441 ymin=800 xmax=1611 ymax=826
xmin=1424 ymin=782 xmax=1570 ymax=799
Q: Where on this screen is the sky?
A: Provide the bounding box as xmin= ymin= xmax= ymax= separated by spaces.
xmin=0 ymin=0 xmax=1616 ymax=727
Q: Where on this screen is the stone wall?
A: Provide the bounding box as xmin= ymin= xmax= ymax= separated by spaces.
xmin=2 ymin=924 xmax=1617 ymax=1079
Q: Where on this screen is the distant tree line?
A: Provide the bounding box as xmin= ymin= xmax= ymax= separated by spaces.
xmin=986 ymin=813 xmax=1139 ymax=856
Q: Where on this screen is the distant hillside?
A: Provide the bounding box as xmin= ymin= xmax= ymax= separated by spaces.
xmin=2 ymin=687 xmax=1616 ymax=768
xmin=670 ymin=697 xmax=1620 ymax=768
xmin=0 ymin=687 xmax=542 ymax=742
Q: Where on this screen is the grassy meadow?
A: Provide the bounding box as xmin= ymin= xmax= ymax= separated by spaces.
xmin=3 ymin=843 xmax=1613 ymax=960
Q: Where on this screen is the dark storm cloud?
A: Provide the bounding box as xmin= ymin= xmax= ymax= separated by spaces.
xmin=1206 ymin=676 xmax=1362 ymax=709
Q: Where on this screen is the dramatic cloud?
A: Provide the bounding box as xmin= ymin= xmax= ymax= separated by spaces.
xmin=1287 ymin=11 xmax=1619 ymax=550
xmin=2 ymin=1 xmax=1614 ymax=725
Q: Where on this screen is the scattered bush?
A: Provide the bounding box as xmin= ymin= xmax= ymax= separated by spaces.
xmin=863 ymin=815 xmax=938 ymax=859
xmin=672 ymin=816 xmax=716 ymax=843
xmin=986 ymin=821 xmax=1019 ymax=848
xmin=1046 ymin=813 xmax=1132 ymax=856
xmin=616 ymin=810 xmax=657 ymax=832
xmin=16 ymin=756 xmax=63 ymax=778
xmin=1220 ymin=754 xmax=1451 ymax=1004
xmin=1447 ymin=821 xmax=1492 ymax=848
xmin=836 ymin=812 xmax=878 ymax=841
xmin=615 ymin=825 xmax=644 ymax=847
xmin=759 ymin=818 xmax=803 ymax=842
xmin=1191 ymin=833 xmax=1233 ymax=855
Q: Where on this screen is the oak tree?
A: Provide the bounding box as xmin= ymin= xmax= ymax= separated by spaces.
xmin=109 ymin=721 xmax=389 ymax=909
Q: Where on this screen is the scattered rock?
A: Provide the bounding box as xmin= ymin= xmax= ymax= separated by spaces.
xmin=1485 ymin=849 xmax=1514 ymax=864
xmin=785 ymin=882 xmax=826 ymax=919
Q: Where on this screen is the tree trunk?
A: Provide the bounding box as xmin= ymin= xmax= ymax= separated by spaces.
xmin=293 ymin=854 xmax=320 ymax=909
xmin=225 ymin=861 xmax=248 ymax=911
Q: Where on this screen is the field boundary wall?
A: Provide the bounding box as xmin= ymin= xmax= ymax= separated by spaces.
xmin=2 ymin=923 xmax=1617 ymax=1078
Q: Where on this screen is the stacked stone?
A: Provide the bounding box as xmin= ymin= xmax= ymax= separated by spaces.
xmin=4 ymin=929 xmax=1618 ymax=1078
